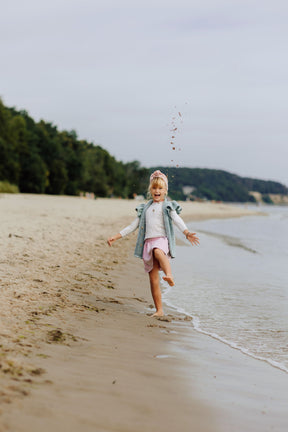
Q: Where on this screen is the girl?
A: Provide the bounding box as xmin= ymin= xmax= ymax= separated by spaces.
xmin=107 ymin=170 xmax=199 ymax=317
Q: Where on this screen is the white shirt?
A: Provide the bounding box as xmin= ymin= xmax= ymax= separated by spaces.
xmin=120 ymin=201 xmax=188 ymax=239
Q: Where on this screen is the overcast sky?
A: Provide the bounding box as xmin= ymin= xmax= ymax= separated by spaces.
xmin=1 ymin=0 xmax=288 ymax=186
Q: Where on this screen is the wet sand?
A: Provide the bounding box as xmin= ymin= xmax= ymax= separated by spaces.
xmin=1 ymin=194 xmax=285 ymax=432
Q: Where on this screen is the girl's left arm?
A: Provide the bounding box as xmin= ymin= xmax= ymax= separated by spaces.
xmin=170 ymin=211 xmax=200 ymax=246
xmin=183 ymin=230 xmax=200 ymax=246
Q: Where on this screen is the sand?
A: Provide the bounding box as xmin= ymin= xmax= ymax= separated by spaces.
xmin=0 ymin=194 xmax=286 ymax=432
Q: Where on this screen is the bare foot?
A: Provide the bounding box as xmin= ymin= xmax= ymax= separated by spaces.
xmin=163 ymin=275 xmax=175 ymax=286
xmin=152 ymin=310 xmax=164 ymax=317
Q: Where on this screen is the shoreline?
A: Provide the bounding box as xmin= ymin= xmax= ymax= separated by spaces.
xmin=1 ymin=195 xmax=283 ymax=432
xmin=164 ymin=293 xmax=288 ymax=375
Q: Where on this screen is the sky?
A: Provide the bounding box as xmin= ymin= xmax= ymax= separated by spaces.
xmin=1 ymin=0 xmax=288 ymax=186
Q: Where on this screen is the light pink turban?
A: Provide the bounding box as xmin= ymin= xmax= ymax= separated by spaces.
xmin=149 ymin=170 xmax=168 ymax=190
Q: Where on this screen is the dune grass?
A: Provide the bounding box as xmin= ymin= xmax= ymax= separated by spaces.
xmin=0 ymin=181 xmax=19 ymax=193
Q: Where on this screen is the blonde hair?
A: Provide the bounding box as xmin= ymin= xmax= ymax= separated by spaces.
xmin=147 ymin=177 xmax=167 ymax=198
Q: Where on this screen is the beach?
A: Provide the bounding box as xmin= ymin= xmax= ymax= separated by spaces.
xmin=0 ymin=194 xmax=287 ymax=432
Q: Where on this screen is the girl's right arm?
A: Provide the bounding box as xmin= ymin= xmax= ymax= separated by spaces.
xmin=107 ymin=232 xmax=122 ymax=246
xmin=107 ymin=217 xmax=139 ymax=247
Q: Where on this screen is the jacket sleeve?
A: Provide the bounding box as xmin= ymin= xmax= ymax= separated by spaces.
xmin=135 ymin=203 xmax=145 ymax=217
xmin=165 ymin=200 xmax=182 ymax=215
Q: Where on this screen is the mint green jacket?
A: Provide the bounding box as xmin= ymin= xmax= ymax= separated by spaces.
xmin=134 ymin=199 xmax=182 ymax=259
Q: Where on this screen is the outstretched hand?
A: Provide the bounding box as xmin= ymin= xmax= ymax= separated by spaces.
xmin=107 ymin=233 xmax=122 ymax=247
xmin=107 ymin=237 xmax=116 ymax=247
xmin=186 ymin=232 xmax=200 ymax=246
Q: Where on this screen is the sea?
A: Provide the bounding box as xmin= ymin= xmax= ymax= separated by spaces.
xmin=163 ymin=205 xmax=288 ymax=374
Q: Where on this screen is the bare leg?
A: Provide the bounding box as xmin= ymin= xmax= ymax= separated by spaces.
xmin=149 ymin=257 xmax=164 ymax=317
xmin=153 ymin=248 xmax=174 ymax=286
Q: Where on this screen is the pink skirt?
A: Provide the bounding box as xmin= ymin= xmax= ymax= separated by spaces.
xmin=142 ymin=237 xmax=170 ymax=273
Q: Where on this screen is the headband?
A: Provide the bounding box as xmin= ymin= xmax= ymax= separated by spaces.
xmin=149 ymin=170 xmax=168 ymax=190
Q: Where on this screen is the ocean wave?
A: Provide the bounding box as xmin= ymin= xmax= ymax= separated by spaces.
xmin=163 ymin=294 xmax=288 ymax=375
xmin=196 ymin=229 xmax=258 ymax=254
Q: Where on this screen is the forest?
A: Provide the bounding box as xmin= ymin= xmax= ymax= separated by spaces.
xmin=0 ymin=99 xmax=147 ymax=198
xmin=1 ymin=99 xmax=287 ymax=202
xmin=151 ymin=167 xmax=288 ymax=202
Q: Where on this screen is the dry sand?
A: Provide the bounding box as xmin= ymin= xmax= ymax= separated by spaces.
xmin=1 ymin=194 xmax=286 ymax=432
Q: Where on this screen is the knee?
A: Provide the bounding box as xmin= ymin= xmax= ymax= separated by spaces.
xmin=150 ymin=275 xmax=158 ymax=286
xmin=149 ymin=269 xmax=159 ymax=284
xmin=153 ymin=248 xmax=164 ymax=260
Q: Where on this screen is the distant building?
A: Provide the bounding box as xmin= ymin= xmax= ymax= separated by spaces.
xmin=182 ymin=186 xmax=195 ymax=196
xmin=133 ymin=194 xmax=145 ymax=201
